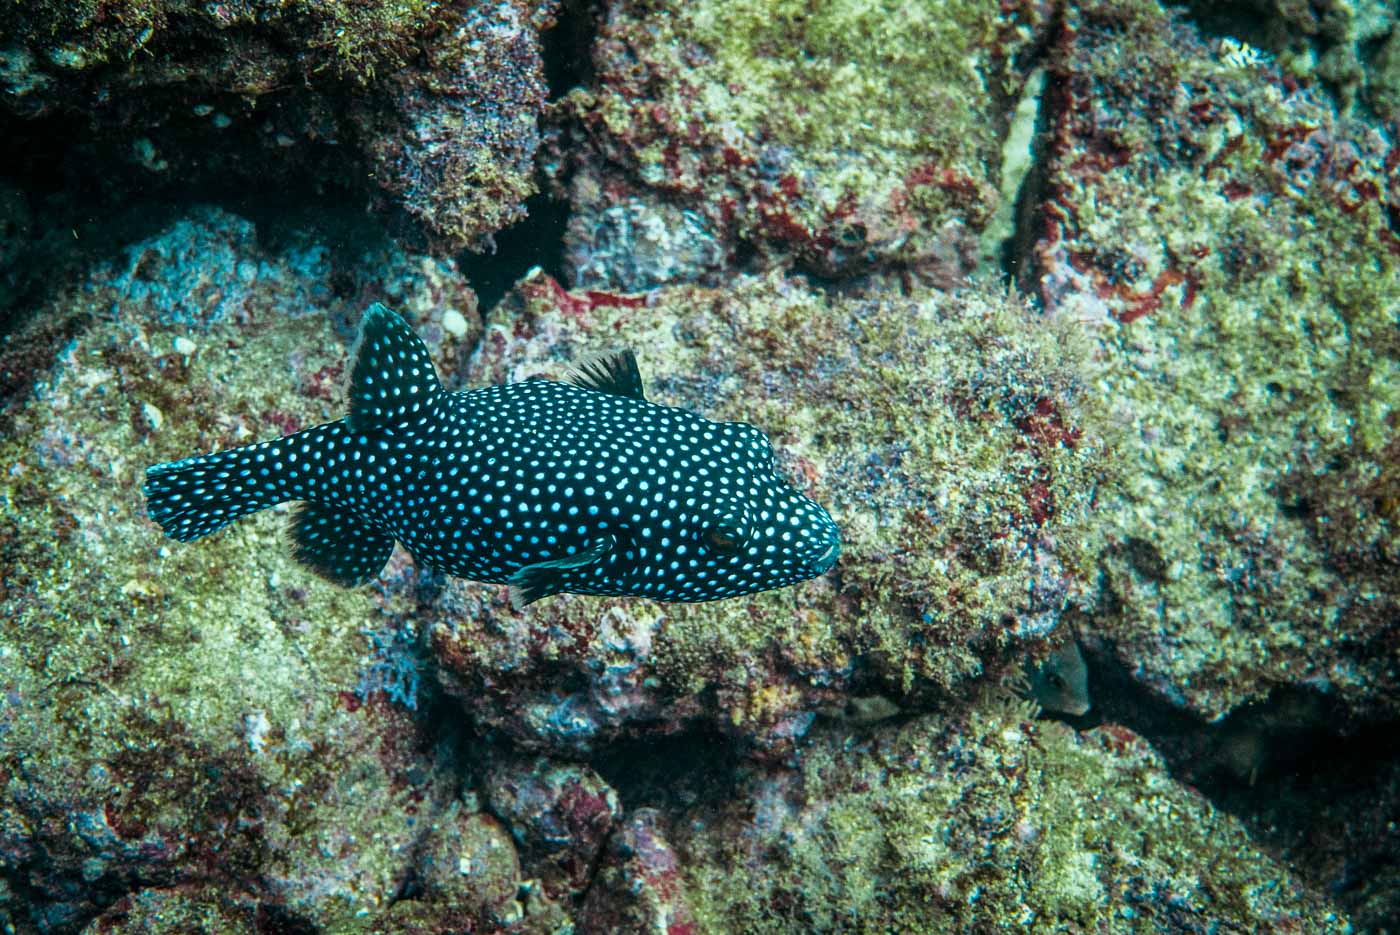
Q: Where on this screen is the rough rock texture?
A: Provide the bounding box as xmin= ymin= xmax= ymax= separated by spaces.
xmin=0 ymin=1 xmax=436 ymax=93
xmin=556 ymin=0 xmax=1054 ymax=282
xmin=562 ymin=184 xmax=726 ymax=292
xmin=578 ymin=809 xmax=698 ymax=935
xmin=1373 ymin=23 xmax=1400 ymax=120
xmin=352 ymin=1 xmax=554 ymax=249
xmin=0 ymin=0 xmax=555 ymax=250
xmin=483 ymin=754 xmax=621 ymax=902
xmin=1182 ymin=0 xmax=1398 ymax=117
xmin=1035 ymin=0 xmax=1400 ymax=722
xmin=3 ymin=0 xmax=1396 ymax=925
xmin=0 ymin=209 xmax=523 ymax=932
xmin=427 ymin=270 xmax=1111 ymax=758
xmin=666 ymin=703 xmax=1351 ymax=933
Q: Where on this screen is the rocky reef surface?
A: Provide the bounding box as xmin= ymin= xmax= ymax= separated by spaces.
xmin=2 ymin=0 xmax=1397 ymax=931
xmin=1042 ymin=0 xmax=1400 ymax=726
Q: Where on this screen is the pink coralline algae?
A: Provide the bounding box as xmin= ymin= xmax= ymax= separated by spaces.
xmin=551 ymin=0 xmax=1047 ymax=282
xmin=484 ymin=754 xmax=622 ymax=900
xmin=578 ymin=809 xmax=698 ymax=935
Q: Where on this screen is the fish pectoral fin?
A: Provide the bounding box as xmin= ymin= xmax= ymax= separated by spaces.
xmin=565 ymin=350 xmax=645 ymax=400
xmin=289 ymin=502 xmax=394 ymax=586
xmin=346 ymin=303 xmax=445 ymax=432
xmin=507 ymin=535 xmax=617 ymax=610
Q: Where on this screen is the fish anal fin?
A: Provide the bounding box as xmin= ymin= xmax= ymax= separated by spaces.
xmin=566 ymin=350 xmax=645 ymax=400
xmin=290 ymin=502 xmax=394 ymax=586
xmin=347 ymin=303 xmax=444 ymax=432
xmin=508 ymin=535 xmax=616 ymax=610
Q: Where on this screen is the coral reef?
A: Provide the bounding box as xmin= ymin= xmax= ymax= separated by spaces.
xmin=578 ymin=809 xmax=697 ymax=934
xmin=562 ymin=178 xmax=726 ymax=291
xmin=1181 ymin=0 xmax=1398 ymax=116
xmin=483 ymin=753 xmax=621 ymax=902
xmin=352 ymin=1 xmax=554 ymax=249
xmin=555 ymin=0 xmax=1054 ymax=280
xmin=1036 ymin=0 xmax=1400 ymax=722
xmin=0 ymin=0 xmax=555 ymax=250
xmin=0 ymin=1 xmax=437 ymax=92
xmin=0 ymin=209 xmax=519 ymax=931
xmin=428 ymin=269 xmax=1111 ymax=758
xmin=669 ymin=704 xmax=1351 ymax=932
xmin=2 ymin=0 xmax=1397 ymax=925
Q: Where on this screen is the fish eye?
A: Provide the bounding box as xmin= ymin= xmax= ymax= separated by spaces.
xmin=704 ymin=521 xmax=746 ymax=555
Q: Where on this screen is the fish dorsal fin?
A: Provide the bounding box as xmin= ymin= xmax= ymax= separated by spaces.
xmin=347 ymin=303 xmax=444 ymax=432
xmin=566 ymin=350 xmax=645 ymax=400
xmin=508 ymin=535 xmax=616 ymax=609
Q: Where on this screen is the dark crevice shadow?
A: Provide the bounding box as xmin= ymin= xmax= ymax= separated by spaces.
xmin=591 ymin=728 xmax=744 ymax=814
xmin=459 ymin=192 xmax=572 ymax=314
xmin=542 ymin=0 xmax=599 ymax=102
xmin=0 ymin=99 xmax=378 ymax=340
xmin=450 ymin=0 xmax=600 ymax=313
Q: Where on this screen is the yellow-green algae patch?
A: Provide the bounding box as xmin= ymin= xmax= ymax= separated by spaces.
xmin=573 ymin=0 xmax=1042 ymax=274
xmin=0 ymin=310 xmax=415 ymax=925
xmin=2 ymin=309 xmax=368 ymax=747
xmin=431 ymin=271 xmax=1114 ymax=752
xmin=657 ymin=0 xmax=998 ymax=182
xmin=672 ymin=700 xmax=1351 ymax=932
xmin=1 ymin=0 xmax=441 ymax=85
xmin=1041 ymin=0 xmax=1400 ymax=719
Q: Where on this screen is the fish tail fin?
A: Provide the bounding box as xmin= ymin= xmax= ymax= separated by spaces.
xmin=143 ymin=452 xmax=265 ymax=542
xmin=143 ymin=424 xmax=340 ymax=542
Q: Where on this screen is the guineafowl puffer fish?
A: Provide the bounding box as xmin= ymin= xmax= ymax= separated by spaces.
xmin=143 ymin=303 xmax=841 ymax=607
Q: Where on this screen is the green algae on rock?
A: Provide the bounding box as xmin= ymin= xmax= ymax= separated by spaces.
xmin=0 ymin=0 xmax=439 ymax=92
xmin=1035 ymin=0 xmax=1400 ymax=722
xmin=667 ymin=703 xmax=1351 ymax=932
xmin=0 ymin=1 xmax=554 ymax=251
xmin=1178 ymin=0 xmax=1397 ymax=117
xmin=428 ymin=271 xmax=1112 ymax=757
xmin=562 ymin=0 xmax=1051 ymax=280
xmin=351 ymin=1 xmax=554 ymax=250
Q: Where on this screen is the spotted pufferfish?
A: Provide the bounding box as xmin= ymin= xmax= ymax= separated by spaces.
xmin=144 ymin=304 xmax=841 ymax=607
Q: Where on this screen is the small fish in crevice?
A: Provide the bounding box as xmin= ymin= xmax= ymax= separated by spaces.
xmin=144 ymin=304 xmax=841 ymax=608
xmin=817 ymin=694 xmax=902 ymax=725
xmin=1026 ymin=640 xmax=1090 ymax=717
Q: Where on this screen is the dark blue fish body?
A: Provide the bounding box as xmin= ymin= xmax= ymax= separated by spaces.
xmin=145 ymin=304 xmax=840 ymax=605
